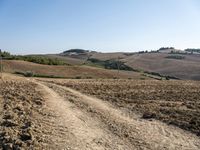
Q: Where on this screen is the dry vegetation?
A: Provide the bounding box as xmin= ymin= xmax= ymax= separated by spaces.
xmin=2 ymin=60 xmax=147 ymax=79
xmin=42 ymin=79 xmax=200 ymax=136
xmin=46 ymin=54 xmax=85 ymax=65
xmin=91 ymin=52 xmax=128 ymax=61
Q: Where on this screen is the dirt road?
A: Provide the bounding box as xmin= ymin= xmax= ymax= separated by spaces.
xmin=34 ymin=80 xmax=200 ymax=150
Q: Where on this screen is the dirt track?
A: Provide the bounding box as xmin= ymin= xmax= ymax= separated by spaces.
xmin=0 ymin=74 xmax=200 ymax=149
xmin=34 ymin=80 xmax=200 ymax=150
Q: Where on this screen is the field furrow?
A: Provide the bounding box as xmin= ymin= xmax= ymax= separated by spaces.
xmin=39 ymin=81 xmax=200 ymax=150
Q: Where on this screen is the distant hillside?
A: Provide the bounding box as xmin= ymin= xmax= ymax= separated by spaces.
xmin=158 ymin=48 xmax=186 ymax=54
xmin=43 ymin=50 xmax=200 ymax=80
xmin=90 ymin=52 xmax=128 ymax=61
xmin=57 ymin=48 xmax=200 ymax=80
xmin=45 ymin=54 xmax=85 ymax=65
xmin=2 ymin=48 xmax=200 ymax=80
xmin=185 ymin=48 xmax=200 ymax=54
xmin=123 ymin=53 xmax=200 ymax=80
xmin=2 ymin=60 xmax=148 ymax=79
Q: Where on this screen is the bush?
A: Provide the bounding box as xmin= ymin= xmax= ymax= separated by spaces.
xmin=75 ymin=76 xmax=82 ymax=79
xmin=15 ymin=71 xmax=34 ymax=77
xmin=25 ymin=71 xmax=34 ymax=77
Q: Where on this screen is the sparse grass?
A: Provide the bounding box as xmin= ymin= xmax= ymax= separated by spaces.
xmin=14 ymin=71 xmax=66 ymax=78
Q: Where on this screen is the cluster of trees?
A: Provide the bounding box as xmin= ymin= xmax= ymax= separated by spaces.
xmin=0 ymin=50 xmax=11 ymax=58
xmin=14 ymin=55 xmax=68 ymax=65
xmin=88 ymin=58 xmax=133 ymax=71
xmin=0 ymin=50 xmax=68 ymax=65
xmin=159 ymin=47 xmax=175 ymax=51
xmin=104 ymin=60 xmax=133 ymax=71
xmin=62 ymin=49 xmax=89 ymax=54
xmin=138 ymin=50 xmax=148 ymax=54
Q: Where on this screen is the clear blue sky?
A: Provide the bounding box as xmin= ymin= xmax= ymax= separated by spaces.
xmin=0 ymin=0 xmax=200 ymax=54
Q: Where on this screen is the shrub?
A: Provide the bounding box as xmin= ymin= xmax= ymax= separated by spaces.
xmin=25 ymin=71 xmax=34 ymax=77
xmin=75 ymin=76 xmax=82 ymax=79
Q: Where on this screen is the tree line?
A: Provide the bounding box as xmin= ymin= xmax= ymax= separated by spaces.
xmin=0 ymin=50 xmax=68 ymax=65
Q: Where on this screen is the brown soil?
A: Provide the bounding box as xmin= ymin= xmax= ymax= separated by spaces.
xmin=0 ymin=74 xmax=200 ymax=149
xmin=41 ymin=79 xmax=200 ymax=136
xmin=0 ymin=78 xmax=45 ymax=149
xmin=38 ymin=81 xmax=200 ymax=150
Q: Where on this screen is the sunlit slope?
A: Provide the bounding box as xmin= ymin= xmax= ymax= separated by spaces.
xmin=2 ymin=60 xmax=147 ymax=79
xmin=123 ymin=53 xmax=200 ymax=80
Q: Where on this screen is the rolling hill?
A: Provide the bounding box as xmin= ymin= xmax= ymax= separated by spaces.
xmin=2 ymin=60 xmax=147 ymax=79
xmin=47 ymin=49 xmax=200 ymax=80
xmin=122 ymin=53 xmax=200 ymax=80
xmin=1 ymin=48 xmax=200 ymax=80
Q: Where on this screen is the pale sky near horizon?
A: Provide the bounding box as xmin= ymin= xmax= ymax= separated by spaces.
xmin=0 ymin=0 xmax=200 ymax=54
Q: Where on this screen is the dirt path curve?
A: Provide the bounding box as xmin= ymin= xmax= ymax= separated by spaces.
xmin=36 ymin=81 xmax=135 ymax=150
xmin=38 ymin=81 xmax=200 ymax=150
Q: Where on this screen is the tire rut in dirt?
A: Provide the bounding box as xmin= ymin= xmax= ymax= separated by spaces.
xmin=36 ymin=81 xmax=135 ymax=150
xmin=42 ymin=81 xmax=200 ymax=150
